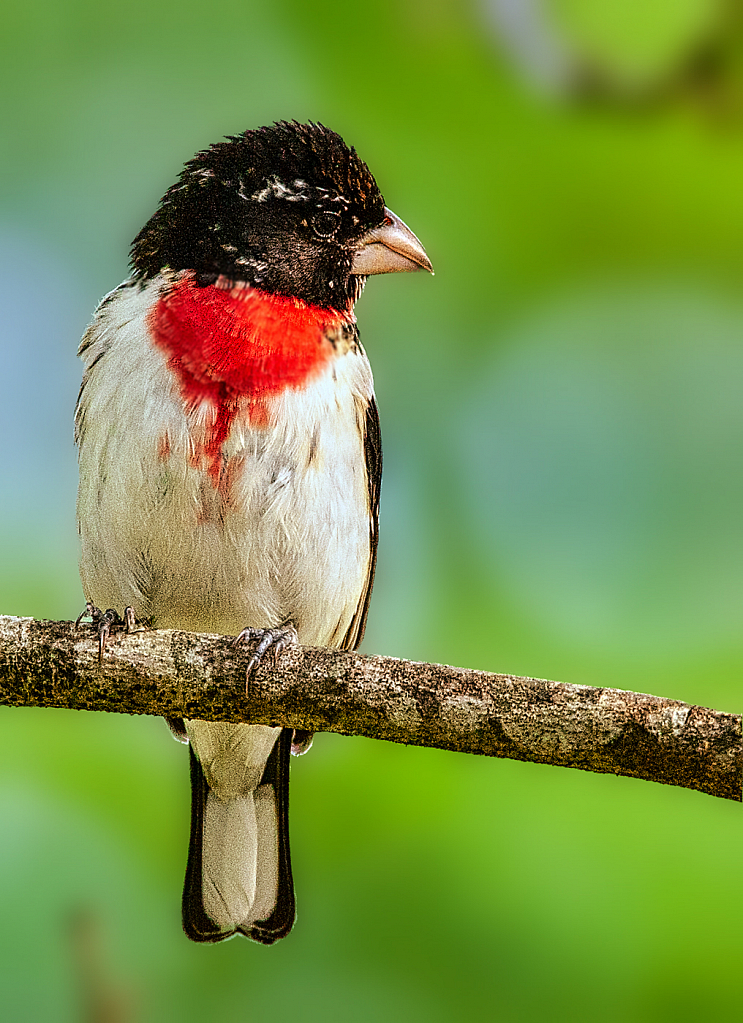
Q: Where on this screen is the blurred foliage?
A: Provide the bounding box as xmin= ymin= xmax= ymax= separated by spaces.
xmin=2 ymin=0 xmax=743 ymax=1020
xmin=551 ymin=0 xmax=726 ymax=93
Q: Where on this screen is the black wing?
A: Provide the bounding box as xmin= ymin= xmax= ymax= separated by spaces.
xmin=342 ymin=395 xmax=382 ymax=651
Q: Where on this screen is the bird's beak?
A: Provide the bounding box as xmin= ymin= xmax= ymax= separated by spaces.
xmin=351 ymin=207 xmax=433 ymax=275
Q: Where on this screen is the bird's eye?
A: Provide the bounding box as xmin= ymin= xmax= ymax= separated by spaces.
xmin=312 ymin=211 xmax=340 ymax=238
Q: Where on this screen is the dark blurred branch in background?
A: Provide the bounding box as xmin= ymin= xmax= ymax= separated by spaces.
xmin=0 ymin=615 xmax=740 ymax=802
xmin=69 ymin=908 xmax=132 ymax=1023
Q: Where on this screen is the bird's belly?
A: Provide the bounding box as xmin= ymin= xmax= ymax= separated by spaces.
xmin=148 ymin=439 xmax=371 ymax=646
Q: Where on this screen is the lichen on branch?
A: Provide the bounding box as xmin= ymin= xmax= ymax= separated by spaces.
xmin=0 ymin=615 xmax=740 ymax=802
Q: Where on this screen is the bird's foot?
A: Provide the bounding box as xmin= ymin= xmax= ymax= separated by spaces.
xmin=234 ymin=624 xmax=298 ymax=685
xmin=75 ymin=602 xmax=139 ymax=663
xmin=233 ymin=626 xmax=310 ymax=753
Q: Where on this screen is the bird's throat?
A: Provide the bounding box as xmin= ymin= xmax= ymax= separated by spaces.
xmin=148 ymin=274 xmax=353 ymax=484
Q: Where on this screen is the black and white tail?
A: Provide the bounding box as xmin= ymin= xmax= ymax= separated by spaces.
xmin=182 ymin=727 xmax=295 ymax=944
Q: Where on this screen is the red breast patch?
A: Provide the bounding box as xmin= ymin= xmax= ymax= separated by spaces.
xmin=148 ymin=275 xmax=352 ymax=485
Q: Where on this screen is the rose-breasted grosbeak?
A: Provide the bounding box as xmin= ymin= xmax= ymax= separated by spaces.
xmin=75 ymin=121 xmax=432 ymax=944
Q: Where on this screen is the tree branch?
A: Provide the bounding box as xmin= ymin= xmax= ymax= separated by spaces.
xmin=0 ymin=615 xmax=740 ymax=802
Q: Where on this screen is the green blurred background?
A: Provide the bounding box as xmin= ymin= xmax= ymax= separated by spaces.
xmin=2 ymin=0 xmax=743 ymax=1019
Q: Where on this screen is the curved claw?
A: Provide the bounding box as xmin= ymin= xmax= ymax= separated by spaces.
xmin=75 ymin=603 xmax=140 ymax=663
xmin=97 ymin=609 xmax=120 ymax=663
xmin=234 ymin=625 xmax=298 ymax=692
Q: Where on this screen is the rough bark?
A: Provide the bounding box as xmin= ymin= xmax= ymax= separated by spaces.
xmin=0 ymin=615 xmax=740 ymax=802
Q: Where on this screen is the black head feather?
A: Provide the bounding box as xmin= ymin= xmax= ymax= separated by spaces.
xmin=131 ymin=121 xmax=387 ymax=310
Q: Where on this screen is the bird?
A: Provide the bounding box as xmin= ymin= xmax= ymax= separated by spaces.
xmin=74 ymin=120 xmax=432 ymax=945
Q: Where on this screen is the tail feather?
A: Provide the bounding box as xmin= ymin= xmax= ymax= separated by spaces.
xmin=240 ymin=729 xmax=295 ymax=943
xmin=182 ymin=728 xmax=295 ymax=944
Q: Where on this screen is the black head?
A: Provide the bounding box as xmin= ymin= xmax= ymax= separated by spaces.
xmin=131 ymin=121 xmax=388 ymax=310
